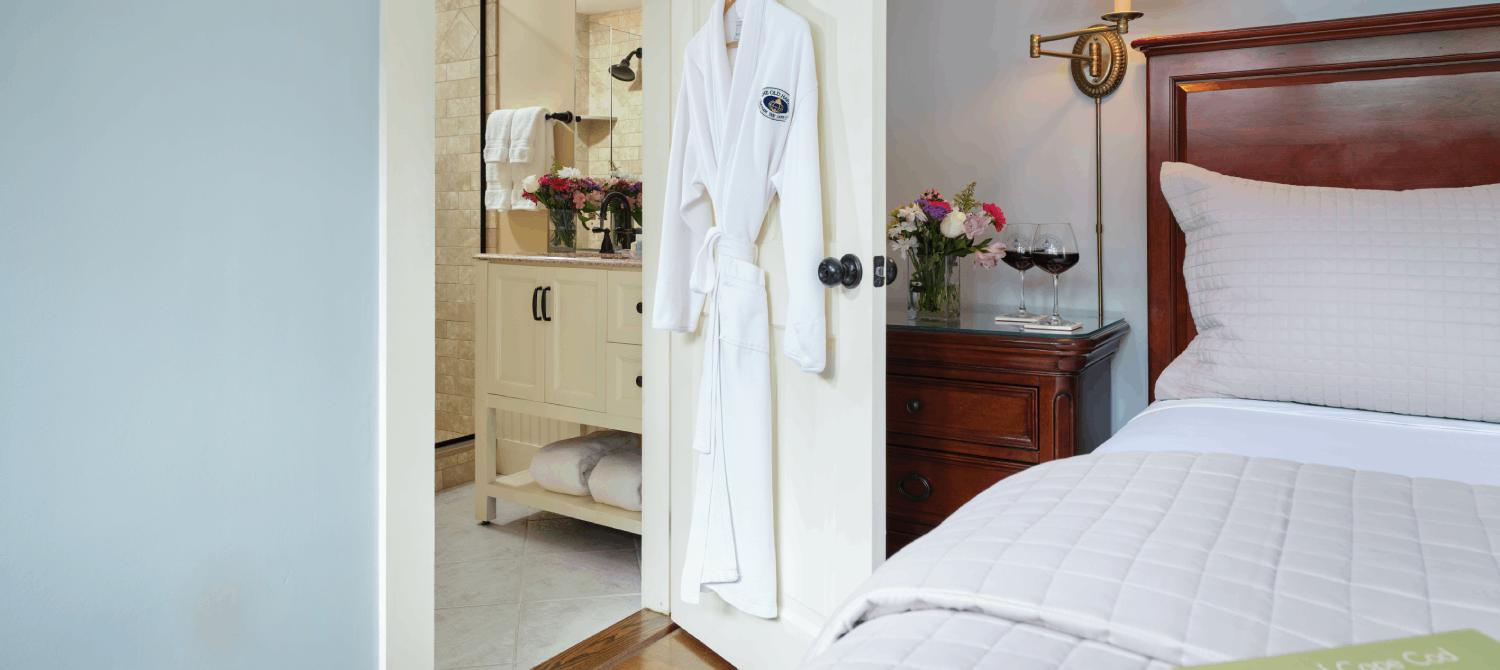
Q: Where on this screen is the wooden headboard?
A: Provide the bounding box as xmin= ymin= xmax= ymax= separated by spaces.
xmin=1133 ymin=5 xmax=1500 ymax=397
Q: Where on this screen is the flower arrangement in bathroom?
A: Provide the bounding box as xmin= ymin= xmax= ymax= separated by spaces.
xmin=521 ymin=160 xmax=603 ymax=252
xmin=887 ymin=182 xmax=1006 ymax=322
xmin=599 ymin=168 xmax=644 ymax=228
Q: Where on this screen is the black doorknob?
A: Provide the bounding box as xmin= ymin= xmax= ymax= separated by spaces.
xmin=636 ymin=302 xmax=642 ymax=314
xmin=635 ymin=375 xmax=642 ymax=388
xmin=905 ymin=399 xmax=922 ymax=414
xmin=896 ymin=472 xmax=932 ymax=502
xmin=817 ymin=254 xmax=863 ymax=288
xmin=886 ymin=257 xmax=898 ymax=283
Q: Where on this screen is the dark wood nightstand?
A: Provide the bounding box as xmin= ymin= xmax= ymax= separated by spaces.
xmin=886 ymin=308 xmax=1129 ymax=555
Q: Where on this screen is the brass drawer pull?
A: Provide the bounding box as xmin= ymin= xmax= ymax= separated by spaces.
xmin=896 ymin=472 xmax=932 ymax=502
xmin=905 ymin=399 xmax=922 ymax=414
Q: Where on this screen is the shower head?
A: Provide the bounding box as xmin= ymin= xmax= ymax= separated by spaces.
xmin=610 ymin=47 xmax=642 ymax=82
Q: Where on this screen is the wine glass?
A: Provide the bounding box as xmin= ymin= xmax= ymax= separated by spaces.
xmin=1030 ymin=223 xmax=1082 ymax=329
xmin=996 ymin=224 xmax=1039 ymax=322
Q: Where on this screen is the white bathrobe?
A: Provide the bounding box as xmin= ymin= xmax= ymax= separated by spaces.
xmin=652 ymin=0 xmax=825 ymax=619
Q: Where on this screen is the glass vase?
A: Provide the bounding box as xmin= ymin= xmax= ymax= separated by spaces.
xmin=906 ymin=254 xmax=961 ymax=322
xmin=547 ymin=209 xmax=578 ymax=253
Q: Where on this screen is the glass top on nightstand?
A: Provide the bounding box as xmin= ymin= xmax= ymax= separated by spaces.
xmin=888 ymin=306 xmax=1126 ymax=339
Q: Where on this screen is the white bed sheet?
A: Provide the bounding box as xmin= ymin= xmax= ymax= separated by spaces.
xmin=1096 ymin=398 xmax=1500 ymax=487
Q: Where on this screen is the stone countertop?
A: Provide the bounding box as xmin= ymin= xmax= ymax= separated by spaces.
xmin=474 ymin=251 xmax=643 ymax=268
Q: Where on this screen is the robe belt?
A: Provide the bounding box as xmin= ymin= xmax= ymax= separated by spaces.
xmin=688 ymin=228 xmax=756 ymax=457
xmin=688 ymin=228 xmax=756 ymax=296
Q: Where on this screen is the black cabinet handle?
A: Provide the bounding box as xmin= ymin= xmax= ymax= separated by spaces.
xmin=541 ymin=286 xmax=552 ymax=322
xmin=636 ymin=302 xmax=642 ymax=314
xmin=635 ymin=375 xmax=642 ymax=388
xmin=905 ymin=399 xmax=922 ymax=414
xmin=896 ymin=472 xmax=932 ymax=502
xmin=532 ymin=287 xmax=542 ymax=321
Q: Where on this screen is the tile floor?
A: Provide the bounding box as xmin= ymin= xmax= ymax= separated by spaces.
xmin=437 ymin=483 xmax=643 ymax=670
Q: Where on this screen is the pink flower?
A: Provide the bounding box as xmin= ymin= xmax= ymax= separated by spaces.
xmin=972 ymin=243 xmax=1006 ymax=270
xmin=982 ymin=203 xmax=1006 ymax=232
xmin=962 ymin=209 xmax=992 ymax=240
xmin=572 ymin=191 xmax=586 ymax=208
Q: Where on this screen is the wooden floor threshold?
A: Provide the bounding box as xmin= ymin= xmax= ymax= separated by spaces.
xmin=532 ymin=609 xmax=679 ymax=670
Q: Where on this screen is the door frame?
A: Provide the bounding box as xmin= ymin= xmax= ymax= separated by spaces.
xmin=641 ymin=0 xmax=675 ymax=615
xmin=379 ymin=0 xmax=437 ymax=666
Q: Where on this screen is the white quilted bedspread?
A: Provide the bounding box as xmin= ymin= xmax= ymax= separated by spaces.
xmin=802 ymin=452 xmax=1500 ymax=670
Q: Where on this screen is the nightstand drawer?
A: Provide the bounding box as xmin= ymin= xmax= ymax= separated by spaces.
xmin=886 ymin=446 xmax=1028 ymax=527
xmin=887 ymin=375 xmax=1038 ymax=452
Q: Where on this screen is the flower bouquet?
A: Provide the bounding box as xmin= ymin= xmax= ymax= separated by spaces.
xmin=521 ymin=160 xmax=603 ymax=252
xmin=887 ymin=182 xmax=1006 ymax=322
xmin=599 ymin=168 xmax=643 ymax=229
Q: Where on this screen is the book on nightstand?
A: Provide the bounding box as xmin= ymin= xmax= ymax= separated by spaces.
xmin=1181 ymin=630 xmax=1500 ymax=669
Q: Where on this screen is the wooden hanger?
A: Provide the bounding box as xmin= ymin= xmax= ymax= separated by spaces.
xmin=725 ymin=0 xmax=739 ymax=48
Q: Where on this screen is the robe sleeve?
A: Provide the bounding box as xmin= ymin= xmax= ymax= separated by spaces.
xmin=770 ymin=60 xmax=826 ymax=374
xmin=651 ymin=69 xmax=712 ymax=334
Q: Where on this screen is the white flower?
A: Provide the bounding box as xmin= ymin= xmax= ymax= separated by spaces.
xmin=940 ymin=211 xmax=967 ymax=238
xmin=557 ymin=166 xmax=582 ymax=179
xmin=896 ymin=203 xmax=926 ymax=225
xmin=890 ymin=237 xmax=919 ymax=258
xmin=610 ymin=170 xmax=639 ymax=182
xmin=521 ymin=175 xmax=541 ymax=193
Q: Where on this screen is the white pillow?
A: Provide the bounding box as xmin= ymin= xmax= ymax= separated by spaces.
xmin=1157 ymin=162 xmax=1500 ymax=423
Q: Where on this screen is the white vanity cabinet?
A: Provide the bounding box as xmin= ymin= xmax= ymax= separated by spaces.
xmin=473 ymin=254 xmax=645 ymax=533
xmin=477 ymin=256 xmax=642 ymax=428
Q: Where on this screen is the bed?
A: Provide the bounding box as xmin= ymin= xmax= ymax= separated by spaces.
xmin=800 ymin=6 xmax=1500 ymax=669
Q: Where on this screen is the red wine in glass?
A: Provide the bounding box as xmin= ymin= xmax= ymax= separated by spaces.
xmin=996 ymin=224 xmax=1039 ymax=321
xmin=1031 ymin=252 xmax=1079 ymax=275
xmin=1030 ymin=224 xmax=1081 ymax=329
xmin=1000 ymin=250 xmax=1034 ymax=272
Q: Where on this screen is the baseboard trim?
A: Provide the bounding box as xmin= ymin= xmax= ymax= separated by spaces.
xmin=533 ymin=609 xmax=677 ymax=670
xmin=435 ymin=433 xmax=475 ymax=449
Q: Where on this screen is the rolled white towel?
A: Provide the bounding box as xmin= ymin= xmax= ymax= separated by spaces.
xmin=588 ymin=447 xmax=642 ymax=512
xmin=529 ymin=430 xmax=638 ymax=497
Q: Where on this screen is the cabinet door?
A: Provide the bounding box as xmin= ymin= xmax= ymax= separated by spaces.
xmin=486 ymin=263 xmax=547 ymax=402
xmin=606 ymin=270 xmax=644 ymax=345
xmin=605 ymin=343 xmax=643 ymax=419
xmin=546 ymin=267 xmax=608 ymax=412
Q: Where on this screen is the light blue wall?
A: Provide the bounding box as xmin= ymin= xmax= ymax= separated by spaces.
xmin=0 ymin=0 xmax=379 ymax=667
xmin=887 ymin=0 xmax=1474 ymax=434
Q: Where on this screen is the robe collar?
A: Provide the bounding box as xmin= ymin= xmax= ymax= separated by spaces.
xmin=708 ymin=0 xmax=766 ymax=162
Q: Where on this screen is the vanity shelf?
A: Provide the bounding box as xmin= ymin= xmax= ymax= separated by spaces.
xmin=488 ymin=471 xmax=642 ymax=534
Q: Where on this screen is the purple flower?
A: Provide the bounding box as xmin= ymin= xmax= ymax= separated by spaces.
xmin=919 ymin=199 xmax=951 ymax=221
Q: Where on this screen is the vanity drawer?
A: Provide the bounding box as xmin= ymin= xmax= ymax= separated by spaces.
xmin=605 ymin=343 xmax=643 ymax=418
xmin=886 ymin=446 xmax=1028 ymax=528
xmin=606 ymin=271 xmax=643 ymax=345
xmin=887 ymin=375 xmax=1038 ymax=453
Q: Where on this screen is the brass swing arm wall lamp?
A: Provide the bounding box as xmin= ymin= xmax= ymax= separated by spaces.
xmin=1026 ymin=3 xmax=1145 ymax=326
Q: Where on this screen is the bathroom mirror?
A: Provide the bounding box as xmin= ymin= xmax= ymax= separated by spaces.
xmin=574 ymin=10 xmax=644 ymax=253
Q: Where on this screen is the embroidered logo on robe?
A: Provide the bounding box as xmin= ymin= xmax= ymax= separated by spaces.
xmin=759 ymin=88 xmax=790 ymax=121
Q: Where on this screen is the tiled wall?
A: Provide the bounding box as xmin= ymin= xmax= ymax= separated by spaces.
xmin=434 ymin=0 xmax=494 ymax=442
xmin=575 ymin=9 xmax=643 ymax=181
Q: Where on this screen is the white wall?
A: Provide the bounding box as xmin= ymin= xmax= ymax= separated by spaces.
xmin=887 ymin=0 xmax=1474 ymax=432
xmin=0 ymin=0 xmax=396 ymax=667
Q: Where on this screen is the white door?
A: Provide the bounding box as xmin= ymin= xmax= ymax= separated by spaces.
xmin=657 ymin=1 xmax=887 ymax=667
xmin=484 ymin=262 xmax=547 ymax=402
xmin=546 ymin=266 xmax=609 ymax=412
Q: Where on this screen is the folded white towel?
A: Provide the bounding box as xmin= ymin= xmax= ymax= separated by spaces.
xmin=508 ymin=107 xmax=553 ymax=213
xmin=588 ymin=447 xmax=642 ymax=512
xmin=508 ymin=107 xmax=546 ymax=164
xmin=483 ymin=109 xmax=514 ymax=163
xmin=483 ymin=109 xmax=516 ymax=211
xmin=529 ymin=430 xmax=638 ymax=497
